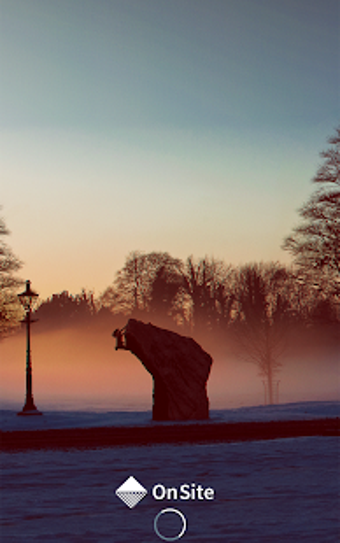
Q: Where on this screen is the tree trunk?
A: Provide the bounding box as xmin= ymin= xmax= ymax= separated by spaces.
xmin=267 ymin=357 xmax=274 ymax=405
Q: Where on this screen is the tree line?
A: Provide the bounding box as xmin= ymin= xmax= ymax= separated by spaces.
xmin=1 ymin=126 xmax=339 ymax=403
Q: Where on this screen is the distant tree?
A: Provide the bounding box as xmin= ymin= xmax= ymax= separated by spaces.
xmin=310 ymin=297 xmax=338 ymax=327
xmin=181 ymin=256 xmax=233 ymax=332
xmin=101 ymin=251 xmax=183 ymax=318
xmin=34 ymin=289 xmax=96 ymax=330
xmin=0 ymin=212 xmax=23 ymax=337
xmin=149 ymin=265 xmax=183 ymax=325
xmin=283 ymin=127 xmax=340 ymax=299
xmin=231 ymin=263 xmax=292 ymax=404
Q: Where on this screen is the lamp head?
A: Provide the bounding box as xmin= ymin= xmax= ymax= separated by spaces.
xmin=18 ymin=280 xmax=39 ymax=311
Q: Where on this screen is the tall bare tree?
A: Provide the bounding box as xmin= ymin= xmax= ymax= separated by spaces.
xmin=232 ymin=263 xmax=291 ymax=404
xmin=283 ymin=127 xmax=340 ymax=300
xmin=0 ymin=212 xmax=23 ymax=336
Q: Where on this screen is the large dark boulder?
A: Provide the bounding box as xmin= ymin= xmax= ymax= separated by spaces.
xmin=113 ymin=319 xmax=213 ymax=421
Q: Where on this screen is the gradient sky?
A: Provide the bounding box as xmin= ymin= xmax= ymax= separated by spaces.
xmin=1 ymin=0 xmax=339 ymax=299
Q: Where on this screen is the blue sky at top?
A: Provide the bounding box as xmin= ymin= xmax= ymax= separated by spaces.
xmin=1 ymin=0 xmax=339 ymax=297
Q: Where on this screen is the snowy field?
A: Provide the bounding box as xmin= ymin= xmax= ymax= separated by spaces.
xmin=1 ymin=401 xmax=339 ymax=542
xmin=1 ymin=400 xmax=339 ymax=431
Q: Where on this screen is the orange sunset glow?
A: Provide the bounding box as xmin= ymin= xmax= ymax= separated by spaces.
xmin=1 ymin=319 xmax=338 ymax=411
xmin=1 ymin=0 xmax=339 ymax=413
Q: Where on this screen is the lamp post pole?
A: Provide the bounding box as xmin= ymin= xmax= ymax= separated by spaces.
xmin=17 ymin=280 xmax=42 ymax=416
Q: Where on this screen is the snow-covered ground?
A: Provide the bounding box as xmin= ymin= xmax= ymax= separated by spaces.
xmin=1 ymin=400 xmax=339 ymax=432
xmin=1 ymin=401 xmax=339 ymax=542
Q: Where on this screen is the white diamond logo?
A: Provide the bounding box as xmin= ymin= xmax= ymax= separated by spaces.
xmin=115 ymin=476 xmax=148 ymax=509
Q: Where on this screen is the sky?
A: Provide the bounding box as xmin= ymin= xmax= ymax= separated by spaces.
xmin=1 ymin=0 xmax=339 ymax=300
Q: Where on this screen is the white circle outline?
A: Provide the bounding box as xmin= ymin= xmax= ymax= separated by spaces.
xmin=153 ymin=508 xmax=187 ymax=541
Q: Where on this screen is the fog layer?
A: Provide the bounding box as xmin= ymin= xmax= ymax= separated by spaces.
xmin=1 ymin=322 xmax=338 ymax=411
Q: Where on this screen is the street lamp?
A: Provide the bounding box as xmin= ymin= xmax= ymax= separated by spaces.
xmin=17 ymin=280 xmax=42 ymax=416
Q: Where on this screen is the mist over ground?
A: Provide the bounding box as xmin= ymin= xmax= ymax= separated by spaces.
xmin=1 ymin=318 xmax=338 ymax=411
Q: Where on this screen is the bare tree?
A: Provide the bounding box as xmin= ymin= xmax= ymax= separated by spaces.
xmin=149 ymin=265 xmax=183 ymax=325
xmin=101 ymin=251 xmax=183 ymax=318
xmin=283 ymin=127 xmax=340 ymax=300
xmin=0 ymin=212 xmax=23 ymax=337
xmin=181 ymin=256 xmax=233 ymax=333
xmin=232 ymin=263 xmax=291 ymax=404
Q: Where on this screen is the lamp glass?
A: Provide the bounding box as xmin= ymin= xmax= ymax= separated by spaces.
xmin=18 ymin=281 xmax=39 ymax=311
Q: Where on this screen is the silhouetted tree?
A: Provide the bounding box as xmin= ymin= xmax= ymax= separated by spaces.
xmin=231 ymin=263 xmax=292 ymax=404
xmin=0 ymin=212 xmax=23 ymax=337
xmin=101 ymin=251 xmax=183 ymax=318
xmin=310 ymin=298 xmax=338 ymax=327
xmin=149 ymin=265 xmax=183 ymax=325
xmin=34 ymin=289 xmax=96 ymax=330
xmin=283 ymin=127 xmax=340 ymax=300
xmin=181 ymin=256 xmax=233 ymax=332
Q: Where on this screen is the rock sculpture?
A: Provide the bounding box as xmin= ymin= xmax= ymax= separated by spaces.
xmin=113 ymin=319 xmax=213 ymax=421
